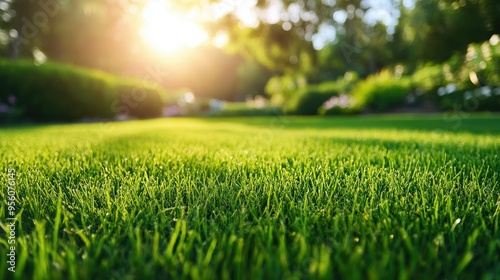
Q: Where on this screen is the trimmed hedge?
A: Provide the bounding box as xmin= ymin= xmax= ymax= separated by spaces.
xmin=284 ymin=87 xmax=335 ymax=115
xmin=0 ymin=60 xmax=166 ymax=122
xmin=115 ymin=80 xmax=165 ymax=118
xmin=352 ymin=71 xmax=411 ymax=112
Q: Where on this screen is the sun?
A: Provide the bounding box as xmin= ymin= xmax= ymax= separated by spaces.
xmin=140 ymin=1 xmax=208 ymax=55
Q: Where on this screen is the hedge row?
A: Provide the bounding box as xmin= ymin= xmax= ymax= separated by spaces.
xmin=0 ymin=60 xmax=166 ymax=122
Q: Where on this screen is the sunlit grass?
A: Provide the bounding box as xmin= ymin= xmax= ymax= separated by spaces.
xmin=1 ymin=115 xmax=499 ymax=279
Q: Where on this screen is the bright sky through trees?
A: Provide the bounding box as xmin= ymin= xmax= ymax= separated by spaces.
xmin=140 ymin=0 xmax=209 ymax=54
xmin=139 ymin=0 xmax=405 ymax=54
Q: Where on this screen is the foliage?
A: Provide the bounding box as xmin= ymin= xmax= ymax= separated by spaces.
xmin=235 ymin=62 xmax=273 ymax=100
xmin=409 ymin=63 xmax=447 ymax=108
xmin=318 ymin=22 xmax=393 ymax=79
xmin=283 ymin=86 xmax=334 ymax=115
xmin=281 ymin=73 xmax=359 ymax=115
xmin=351 ymin=70 xmax=411 ymax=112
xmin=393 ymin=0 xmax=499 ymax=66
xmin=264 ymin=74 xmax=308 ymax=106
xmin=2 ymin=0 xmax=499 ymax=99
xmin=0 ymin=116 xmax=499 ymax=279
xmin=115 ymin=80 xmax=166 ymax=119
xmin=460 ymin=35 xmax=500 ymax=87
xmin=437 ymin=87 xmax=500 ymax=112
xmin=315 ymin=72 xmax=361 ymax=115
xmin=225 ymin=22 xmax=316 ymax=73
xmin=0 ymin=102 xmax=24 ymax=123
xmin=268 ymin=71 xmax=360 ymax=116
xmin=316 ymin=71 xmax=360 ymax=94
xmin=409 ymin=35 xmax=500 ymax=112
xmin=434 ymin=35 xmax=500 ymax=111
xmin=1 ymin=1 xmax=499 ymax=116
xmin=0 ymin=60 xmax=166 ymax=121
xmin=411 ymin=64 xmax=446 ymax=93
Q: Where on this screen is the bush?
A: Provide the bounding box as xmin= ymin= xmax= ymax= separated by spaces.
xmin=264 ymin=74 xmax=308 ymax=106
xmin=0 ymin=60 xmax=117 ymax=121
xmin=281 ymin=72 xmax=360 ymax=115
xmin=412 ymin=64 xmax=446 ymax=93
xmin=115 ymin=80 xmax=165 ymax=118
xmin=316 ymin=71 xmax=360 ymax=94
xmin=284 ymin=87 xmax=333 ymax=115
xmin=351 ymin=70 xmax=411 ymax=112
xmin=0 ymin=60 xmax=167 ymax=122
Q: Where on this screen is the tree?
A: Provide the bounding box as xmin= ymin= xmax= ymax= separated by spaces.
xmin=0 ymin=0 xmax=42 ymax=58
xmin=393 ymin=0 xmax=500 ymax=67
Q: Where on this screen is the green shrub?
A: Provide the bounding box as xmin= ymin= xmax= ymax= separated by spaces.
xmin=352 ymin=70 xmax=411 ymax=112
xmin=284 ymin=87 xmax=333 ymax=115
xmin=316 ymin=72 xmax=361 ymax=115
xmin=316 ymin=71 xmax=360 ymax=94
xmin=412 ymin=64 xmax=446 ymax=93
xmin=281 ymin=72 xmax=360 ymax=115
xmin=115 ymin=80 xmax=165 ymax=118
xmin=0 ymin=60 xmax=117 ymax=121
xmin=0 ymin=60 xmax=167 ymax=122
xmin=264 ymin=74 xmax=308 ymax=106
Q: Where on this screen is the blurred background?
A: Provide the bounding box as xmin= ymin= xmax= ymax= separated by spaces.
xmin=0 ymin=0 xmax=499 ymax=122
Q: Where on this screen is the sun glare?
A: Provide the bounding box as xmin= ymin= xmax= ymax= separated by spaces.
xmin=141 ymin=1 xmax=208 ymax=55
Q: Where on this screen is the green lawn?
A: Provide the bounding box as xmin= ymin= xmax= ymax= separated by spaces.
xmin=1 ymin=114 xmax=499 ymax=279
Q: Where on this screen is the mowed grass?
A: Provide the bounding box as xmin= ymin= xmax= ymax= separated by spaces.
xmin=1 ymin=114 xmax=499 ymax=280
